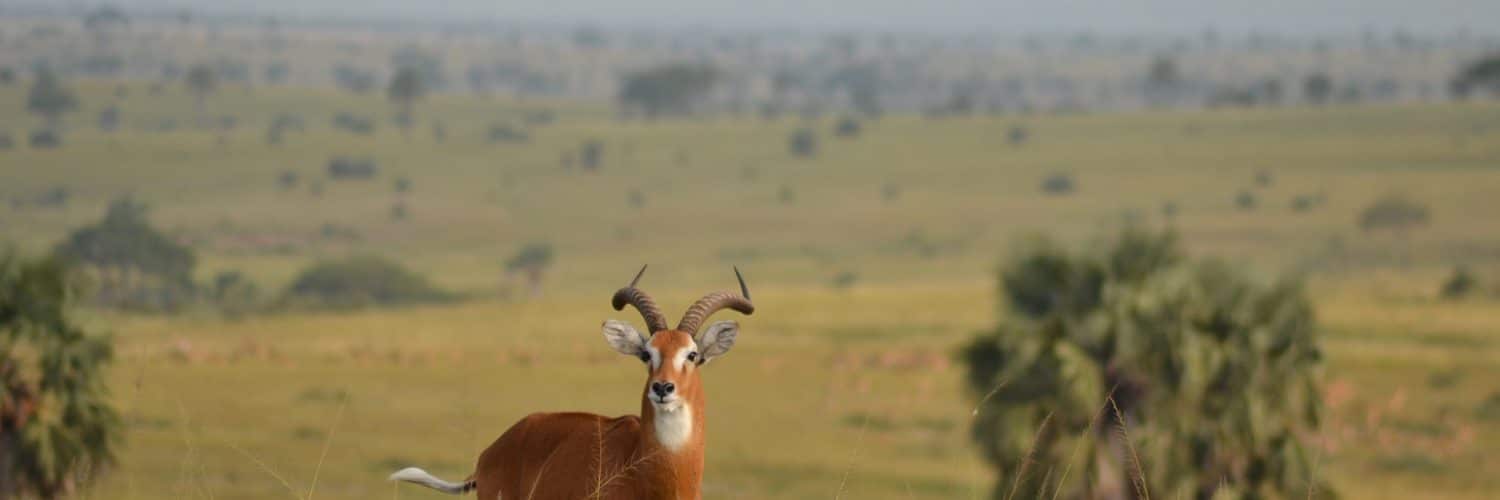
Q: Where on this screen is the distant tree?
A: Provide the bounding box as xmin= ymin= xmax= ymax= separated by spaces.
xmin=1440 ymin=266 xmax=1479 ymax=299
xmin=82 ymin=5 xmax=129 ymax=42
xmin=1144 ymin=55 xmax=1185 ymax=106
xmin=0 ymin=67 xmax=15 ymax=85
xmin=52 ymin=197 xmax=196 ymax=310
xmin=97 ymin=106 xmax=119 ymax=132
xmin=486 ymin=123 xmax=529 ymax=144
xmin=332 ymin=112 xmax=375 ymax=135
xmin=184 ymin=63 xmax=218 ymax=127
xmin=1007 ymin=126 xmax=1029 ymax=146
xmin=326 ymin=156 xmax=378 ymax=180
xmin=389 ymin=46 xmax=445 ymax=90
xmin=1041 ymin=172 xmax=1076 ymax=195
xmin=1450 ymin=52 xmax=1500 ymax=99
xmin=1235 ymin=190 xmax=1258 ymax=211
xmin=789 ymin=128 xmax=817 ymax=158
xmin=263 ymin=62 xmax=290 ymax=85
xmin=573 ymin=26 xmax=608 ymax=49
xmin=28 ymin=130 xmax=61 ymax=150
xmin=210 ymin=270 xmax=260 ymax=319
xmin=332 ymin=65 xmax=377 ymax=94
xmin=26 ymin=67 xmax=77 ymax=131
xmin=387 ymin=67 xmax=426 ymax=138
xmin=579 ymin=140 xmax=603 ymax=171
xmin=834 ymin=116 xmax=861 ymax=138
xmin=826 ymin=64 xmax=882 ymax=117
xmin=618 ymin=63 xmax=719 ymax=118
xmin=505 ymin=243 xmax=555 ymax=297
xmin=1303 ymin=73 xmax=1334 ymax=104
xmin=1359 ymin=195 xmax=1429 ymax=235
xmin=961 ymin=228 xmax=1328 ymax=500
xmin=0 ymin=252 xmax=121 ymax=498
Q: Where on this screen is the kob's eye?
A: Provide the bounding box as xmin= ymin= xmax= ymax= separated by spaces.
xmin=637 ymin=351 xmax=650 ymax=363
xmin=686 ymin=352 xmax=698 ymax=363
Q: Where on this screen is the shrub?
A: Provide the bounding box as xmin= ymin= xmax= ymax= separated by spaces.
xmin=98 ymin=106 xmax=119 ymax=132
xmin=789 ymin=128 xmax=817 ymax=157
xmin=1007 ymin=125 xmax=1028 ymax=146
xmin=580 ymin=139 xmax=603 ymax=171
xmin=1291 ymin=193 xmax=1323 ymax=213
xmin=778 ymin=185 xmax=797 ymax=205
xmin=881 ymin=183 xmax=901 ymax=202
xmin=34 ymin=186 xmax=69 ymax=208
xmin=28 ymin=129 xmax=61 ymax=149
xmin=1359 ymin=195 xmax=1429 ymax=234
xmin=283 ymin=255 xmax=451 ymax=309
xmin=834 ymin=117 xmax=861 ymax=138
xmin=627 ymin=189 xmax=646 ymax=208
xmin=1040 ymin=172 xmax=1075 ymax=195
xmin=0 ymin=132 xmax=12 ymax=150
xmin=211 ymin=270 xmax=261 ymax=319
xmin=487 ymin=123 xmax=529 ymax=143
xmin=829 ymin=270 xmax=859 ymax=290
xmin=327 ymin=156 xmax=377 ymax=180
xmin=1235 ymin=189 xmax=1258 ymax=210
xmin=332 ymin=111 xmax=375 ymax=135
xmin=961 ymin=227 xmax=1328 ymax=499
xmin=1440 ymin=266 xmax=1480 ymax=299
xmin=389 ymin=202 xmax=409 ymax=221
xmin=1254 ymin=169 xmax=1273 ymax=187
xmin=394 ymin=176 xmax=412 ymax=193
xmin=505 ymin=243 xmax=555 ymax=296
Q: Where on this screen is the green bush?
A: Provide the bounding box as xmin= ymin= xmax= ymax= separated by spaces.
xmin=1040 ymin=172 xmax=1075 ymax=195
xmin=1359 ymin=195 xmax=1429 ymax=234
xmin=960 ymin=227 xmax=1328 ymax=500
xmin=1440 ymin=266 xmax=1480 ymax=299
xmin=283 ymin=255 xmax=452 ymax=309
xmin=487 ymin=123 xmax=529 ymax=143
xmin=789 ymin=128 xmax=817 ymax=157
xmin=1235 ymin=189 xmax=1258 ymax=210
xmin=834 ymin=117 xmax=861 ymax=138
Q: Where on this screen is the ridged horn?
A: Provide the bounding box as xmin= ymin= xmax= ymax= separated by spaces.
xmin=611 ymin=265 xmax=670 ymax=333
xmin=677 ymin=267 xmax=755 ymax=334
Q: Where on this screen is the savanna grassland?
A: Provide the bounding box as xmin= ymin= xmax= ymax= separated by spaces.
xmin=2 ymin=80 xmax=1499 ymax=499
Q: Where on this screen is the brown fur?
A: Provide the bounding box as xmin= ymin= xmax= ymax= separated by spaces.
xmin=472 ymin=330 xmax=707 ymax=500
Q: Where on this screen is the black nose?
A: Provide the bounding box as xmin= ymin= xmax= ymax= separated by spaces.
xmin=651 ymin=381 xmax=675 ymax=397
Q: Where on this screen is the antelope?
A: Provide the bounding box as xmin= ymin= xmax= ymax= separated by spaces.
xmin=389 ymin=266 xmax=754 ymax=499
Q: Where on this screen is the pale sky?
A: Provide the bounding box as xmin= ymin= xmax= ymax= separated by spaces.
xmin=81 ymin=0 xmax=1500 ymax=35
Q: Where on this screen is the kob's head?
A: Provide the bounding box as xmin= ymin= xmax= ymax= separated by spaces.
xmin=601 ymin=266 xmax=754 ymax=412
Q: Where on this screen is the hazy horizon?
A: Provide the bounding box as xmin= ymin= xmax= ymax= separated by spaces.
xmin=28 ymin=0 xmax=1500 ymax=35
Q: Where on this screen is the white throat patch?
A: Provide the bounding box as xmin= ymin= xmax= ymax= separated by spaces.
xmin=653 ymin=403 xmax=693 ymax=451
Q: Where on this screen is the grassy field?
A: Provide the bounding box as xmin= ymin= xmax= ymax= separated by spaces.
xmin=2 ymin=81 xmax=1499 ymax=498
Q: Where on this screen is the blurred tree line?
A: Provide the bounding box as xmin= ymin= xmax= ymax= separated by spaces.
xmin=961 ymin=227 xmax=1329 ymax=500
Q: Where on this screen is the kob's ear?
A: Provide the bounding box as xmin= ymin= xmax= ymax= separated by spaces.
xmin=695 ymin=320 xmax=738 ymax=364
xmin=602 ymin=320 xmax=647 ymax=357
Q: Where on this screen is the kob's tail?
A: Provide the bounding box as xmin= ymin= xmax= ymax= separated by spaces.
xmin=388 ymin=467 xmax=476 ymax=495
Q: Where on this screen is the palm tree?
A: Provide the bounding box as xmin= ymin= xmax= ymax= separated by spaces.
xmin=387 ymin=67 xmax=425 ymax=138
xmin=0 ymin=252 xmax=121 ymax=498
xmin=961 ymin=228 xmax=1328 ymax=499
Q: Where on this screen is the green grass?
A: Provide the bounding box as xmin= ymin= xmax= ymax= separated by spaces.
xmin=3 ymin=81 xmax=1500 ymax=499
